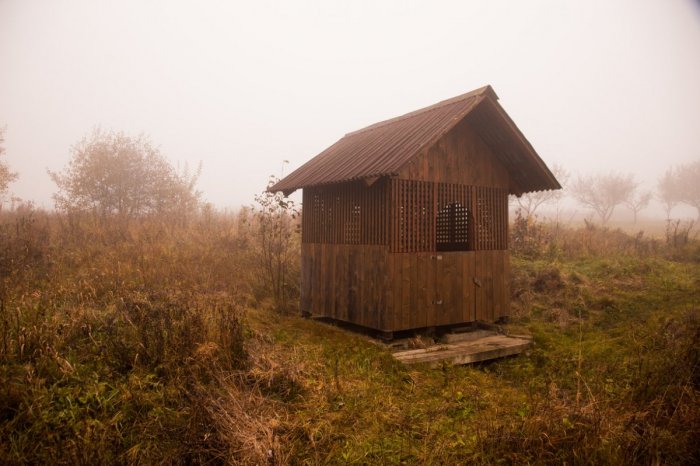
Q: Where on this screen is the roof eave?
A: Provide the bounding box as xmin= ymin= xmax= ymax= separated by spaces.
xmin=471 ymin=97 xmax=561 ymax=194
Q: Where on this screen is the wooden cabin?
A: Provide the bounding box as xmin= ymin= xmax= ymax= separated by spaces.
xmin=271 ymin=85 xmax=560 ymax=337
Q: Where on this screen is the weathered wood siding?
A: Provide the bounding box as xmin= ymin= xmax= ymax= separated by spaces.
xmin=301 ymin=243 xmax=391 ymax=330
xmin=399 ymin=119 xmax=510 ymax=188
xmin=302 ymin=245 xmax=509 ymax=332
xmin=384 ymin=250 xmax=508 ymax=331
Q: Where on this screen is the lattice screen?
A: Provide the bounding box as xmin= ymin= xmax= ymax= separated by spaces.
xmin=436 ymin=183 xmax=473 ymax=251
xmin=302 ymin=179 xmax=507 ymax=251
xmin=391 ymin=179 xmax=434 ymax=253
xmin=473 ymin=185 xmax=508 ymax=250
xmin=391 ymin=180 xmax=507 ymax=252
xmin=302 ymin=180 xmax=388 ymax=245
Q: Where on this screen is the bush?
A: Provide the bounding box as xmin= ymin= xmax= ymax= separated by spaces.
xmin=510 ymin=215 xmax=665 ymax=260
xmin=0 ymin=206 xmax=284 ymax=464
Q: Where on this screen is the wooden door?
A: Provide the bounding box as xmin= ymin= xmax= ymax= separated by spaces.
xmin=482 ymin=250 xmax=508 ymax=322
xmin=433 ymin=252 xmax=476 ymax=326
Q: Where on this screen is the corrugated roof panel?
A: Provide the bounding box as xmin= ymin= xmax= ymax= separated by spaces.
xmin=271 ymin=85 xmax=560 ymax=195
xmin=271 ymin=88 xmax=488 ymax=193
xmin=464 ymin=97 xmax=560 ymax=195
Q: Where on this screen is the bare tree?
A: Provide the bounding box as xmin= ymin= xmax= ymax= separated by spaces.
xmin=658 ymin=160 xmax=700 ymax=221
xmin=49 ymin=129 xmax=200 ymax=222
xmin=675 ymin=159 xmax=700 ymax=221
xmin=625 ymin=189 xmax=652 ymax=224
xmin=0 ymin=126 xmax=18 ymax=208
xmin=657 ymin=167 xmax=679 ymax=220
xmin=570 ymin=172 xmax=636 ymax=225
xmin=512 ymin=162 xmax=569 ymax=219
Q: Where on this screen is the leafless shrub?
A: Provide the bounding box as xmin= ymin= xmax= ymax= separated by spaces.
xmin=510 ymin=209 xmax=554 ymax=259
xmin=665 ymin=218 xmax=695 ymax=247
xmin=252 ymin=176 xmax=300 ymax=313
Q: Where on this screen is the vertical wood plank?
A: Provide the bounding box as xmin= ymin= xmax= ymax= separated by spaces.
xmin=387 ymin=252 xmax=394 ymax=330
xmin=474 ymin=251 xmax=482 ymax=321
xmin=467 ymin=251 xmax=475 ymax=322
xmin=496 ymin=250 xmax=505 ymax=319
xmin=486 ymin=251 xmax=494 ymax=322
xmin=401 ymin=253 xmax=411 ymax=329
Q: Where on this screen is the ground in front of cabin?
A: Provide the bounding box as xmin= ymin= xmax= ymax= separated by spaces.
xmin=1 ymin=213 xmax=699 ymax=465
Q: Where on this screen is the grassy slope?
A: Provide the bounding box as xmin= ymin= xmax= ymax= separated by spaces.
xmin=247 ymin=256 xmax=700 ymax=465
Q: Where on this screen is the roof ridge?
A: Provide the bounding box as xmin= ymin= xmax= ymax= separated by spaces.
xmin=345 ymin=85 xmax=496 ymax=137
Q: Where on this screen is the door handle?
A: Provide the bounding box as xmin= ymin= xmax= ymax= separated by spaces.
xmin=473 ymin=278 xmax=482 ymax=287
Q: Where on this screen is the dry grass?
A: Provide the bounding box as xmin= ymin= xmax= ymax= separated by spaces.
xmin=1 ymin=206 xmax=699 ymax=464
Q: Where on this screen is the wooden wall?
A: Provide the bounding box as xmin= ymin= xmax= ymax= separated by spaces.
xmin=301 ymin=243 xmax=391 ymax=331
xmin=384 ymin=250 xmax=510 ymax=331
xmin=399 ymin=119 xmax=510 ymax=188
xmin=301 ymin=244 xmax=510 ymax=332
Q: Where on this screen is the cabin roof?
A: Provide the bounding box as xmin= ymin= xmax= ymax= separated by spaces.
xmin=271 ymin=85 xmax=560 ymax=196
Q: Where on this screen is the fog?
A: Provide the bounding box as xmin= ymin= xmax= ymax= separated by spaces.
xmin=1 ymin=0 xmax=699 ymax=215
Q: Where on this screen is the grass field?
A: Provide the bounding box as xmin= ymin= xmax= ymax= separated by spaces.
xmin=0 ymin=208 xmax=698 ymax=465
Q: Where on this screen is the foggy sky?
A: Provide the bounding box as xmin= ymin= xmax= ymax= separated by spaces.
xmin=1 ymin=0 xmax=699 ymax=214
